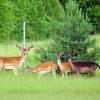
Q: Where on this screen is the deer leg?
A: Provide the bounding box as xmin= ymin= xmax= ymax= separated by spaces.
xmin=65 ymin=71 xmax=70 ymax=78
xmin=51 ymin=68 xmax=56 ymax=78
xmin=89 ymin=68 xmax=96 ymax=77
xmin=90 ymin=71 xmax=96 ymax=77
xmin=75 ymin=71 xmax=80 ymax=77
xmin=1 ymin=65 xmax=5 ymax=70
xmin=13 ymin=68 xmax=18 ymax=76
xmin=38 ymin=73 xmax=42 ymax=78
xmin=0 ymin=67 xmax=3 ymax=70
xmin=61 ymin=72 xmax=65 ymax=78
xmin=88 ymin=71 xmax=92 ymax=77
xmin=38 ymin=71 xmax=49 ymax=78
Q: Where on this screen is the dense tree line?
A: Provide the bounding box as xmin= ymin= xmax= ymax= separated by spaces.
xmin=0 ymin=0 xmax=63 ymax=41
xmin=0 ymin=0 xmax=16 ymax=41
xmin=0 ymin=0 xmax=99 ymax=41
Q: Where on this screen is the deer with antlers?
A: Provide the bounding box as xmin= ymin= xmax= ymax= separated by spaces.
xmin=25 ymin=61 xmax=57 ymax=78
xmin=0 ymin=45 xmax=33 ymax=76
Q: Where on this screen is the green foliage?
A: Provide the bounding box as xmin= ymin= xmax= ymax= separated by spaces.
xmin=0 ymin=0 xmax=16 ymax=41
xmin=43 ymin=0 xmax=64 ymax=21
xmin=38 ymin=0 xmax=99 ymax=61
xmin=87 ymin=5 xmax=100 ymax=32
xmin=0 ymin=0 xmax=64 ymax=41
xmin=34 ymin=39 xmax=57 ymax=62
xmin=76 ymin=0 xmax=100 ymax=33
xmin=59 ymin=0 xmax=100 ymax=33
xmin=11 ymin=0 xmax=64 ymax=41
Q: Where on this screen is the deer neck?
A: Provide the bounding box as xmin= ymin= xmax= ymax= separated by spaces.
xmin=57 ymin=57 xmax=61 ymax=65
xmin=19 ymin=54 xmax=26 ymax=67
xmin=68 ymin=57 xmax=75 ymax=71
xmin=57 ymin=57 xmax=63 ymax=71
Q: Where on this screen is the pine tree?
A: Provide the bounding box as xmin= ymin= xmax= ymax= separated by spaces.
xmin=52 ymin=0 xmax=99 ymax=61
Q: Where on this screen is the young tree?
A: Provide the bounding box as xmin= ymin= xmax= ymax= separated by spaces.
xmin=37 ymin=0 xmax=99 ymax=62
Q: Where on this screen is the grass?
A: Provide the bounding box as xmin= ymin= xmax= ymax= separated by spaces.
xmin=0 ymin=35 xmax=100 ymax=100
xmin=0 ymin=71 xmax=100 ymax=100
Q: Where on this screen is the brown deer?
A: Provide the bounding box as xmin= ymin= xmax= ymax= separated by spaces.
xmin=56 ymin=53 xmax=71 ymax=77
xmin=0 ymin=45 xmax=33 ymax=76
xmin=67 ymin=52 xmax=100 ymax=76
xmin=25 ymin=61 xmax=57 ymax=78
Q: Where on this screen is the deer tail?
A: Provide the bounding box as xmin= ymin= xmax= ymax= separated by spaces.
xmin=96 ymin=63 xmax=100 ymax=69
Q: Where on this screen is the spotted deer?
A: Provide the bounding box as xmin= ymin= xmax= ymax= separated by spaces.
xmin=25 ymin=61 xmax=57 ymax=78
xmin=0 ymin=45 xmax=33 ymax=76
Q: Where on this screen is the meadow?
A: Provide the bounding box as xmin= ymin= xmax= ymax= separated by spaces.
xmin=0 ymin=35 xmax=100 ymax=100
xmin=0 ymin=72 xmax=100 ymax=100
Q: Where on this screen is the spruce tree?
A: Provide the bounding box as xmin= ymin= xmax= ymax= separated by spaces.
xmin=52 ymin=0 xmax=99 ymax=61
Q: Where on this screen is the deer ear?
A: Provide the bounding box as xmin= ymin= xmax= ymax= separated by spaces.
xmin=26 ymin=66 xmax=29 ymax=69
xmin=71 ymin=51 xmax=77 ymax=57
xmin=16 ymin=45 xmax=22 ymax=50
xmin=30 ymin=45 xmax=34 ymax=48
xmin=27 ymin=45 xmax=34 ymax=51
xmin=56 ymin=52 xmax=61 ymax=57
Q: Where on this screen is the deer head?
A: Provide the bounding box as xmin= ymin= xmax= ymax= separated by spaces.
xmin=16 ymin=45 xmax=34 ymax=56
xmin=56 ymin=53 xmax=62 ymax=59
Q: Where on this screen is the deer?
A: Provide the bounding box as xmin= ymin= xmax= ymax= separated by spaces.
xmin=56 ymin=53 xmax=71 ymax=77
xmin=0 ymin=45 xmax=33 ymax=76
xmin=25 ymin=61 xmax=57 ymax=78
xmin=66 ymin=52 xmax=100 ymax=76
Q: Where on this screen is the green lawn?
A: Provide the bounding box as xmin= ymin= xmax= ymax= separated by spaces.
xmin=0 ymin=35 xmax=100 ymax=100
xmin=0 ymin=71 xmax=100 ymax=100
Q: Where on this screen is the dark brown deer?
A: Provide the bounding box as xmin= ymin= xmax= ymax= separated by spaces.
xmin=0 ymin=45 xmax=33 ymax=76
xmin=67 ymin=53 xmax=100 ymax=76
